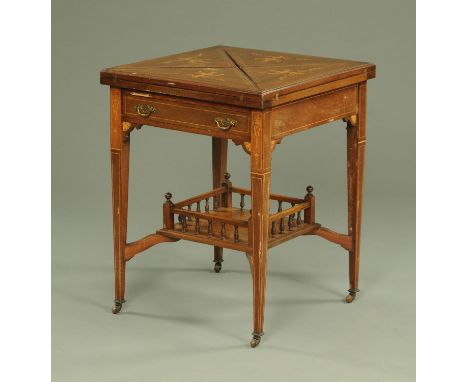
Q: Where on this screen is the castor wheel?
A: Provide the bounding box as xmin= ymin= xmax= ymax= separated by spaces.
xmin=345 ymin=288 xmax=359 ymax=303
xmin=214 ymin=261 xmax=222 ymax=273
xmin=250 ymin=333 xmax=263 ymax=348
xmin=112 ymin=303 xmax=121 ymax=314
xmin=112 ymin=300 xmax=124 ymax=314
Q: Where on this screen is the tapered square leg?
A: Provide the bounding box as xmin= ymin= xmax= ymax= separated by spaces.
xmin=346 ymin=83 xmax=367 ymax=303
xmin=249 ymin=111 xmax=272 ymax=347
xmin=212 ymin=137 xmax=227 ymax=272
xmin=110 ymin=87 xmax=130 ymax=313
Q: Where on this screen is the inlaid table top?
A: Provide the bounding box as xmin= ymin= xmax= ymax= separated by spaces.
xmin=100 ymin=45 xmax=375 ymax=108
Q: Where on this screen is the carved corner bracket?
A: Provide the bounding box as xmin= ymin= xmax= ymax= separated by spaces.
xmin=342 ymin=115 xmax=357 ymax=129
xmin=232 ymin=139 xmax=282 ymax=155
xmin=122 ymin=122 xmax=143 ymax=141
xmin=123 ymin=122 xmax=143 ymax=133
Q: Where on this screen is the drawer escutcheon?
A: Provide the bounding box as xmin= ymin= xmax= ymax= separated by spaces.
xmin=214 ymin=117 xmax=238 ymax=131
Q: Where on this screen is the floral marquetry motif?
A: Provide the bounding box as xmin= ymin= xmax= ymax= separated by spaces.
xmin=253 ymin=54 xmax=287 ymax=64
xmin=158 ymin=53 xmax=211 ymax=66
xmin=191 ymin=69 xmax=226 ymax=80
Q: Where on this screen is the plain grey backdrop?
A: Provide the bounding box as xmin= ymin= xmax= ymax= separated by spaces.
xmin=52 ymin=0 xmax=415 ymax=381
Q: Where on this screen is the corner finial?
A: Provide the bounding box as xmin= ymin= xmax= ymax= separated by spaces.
xmin=223 ymin=172 xmax=232 ymax=188
xmin=165 ymin=192 xmax=172 ymax=202
xmin=305 ymin=186 xmax=314 ymax=200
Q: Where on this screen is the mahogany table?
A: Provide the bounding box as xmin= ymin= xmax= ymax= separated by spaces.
xmin=100 ymin=46 xmax=376 ymax=347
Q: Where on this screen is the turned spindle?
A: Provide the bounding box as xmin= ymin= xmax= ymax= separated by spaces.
xmin=271 ymin=221 xmax=277 ymax=236
xmin=205 ymin=198 xmax=210 ymax=212
xmin=297 ymin=210 xmax=302 ymax=226
xmin=213 ymin=196 xmax=218 ymax=210
xmin=195 ymin=217 xmax=200 ymax=234
xmin=221 ymin=223 xmax=226 ymax=239
xmin=288 ymin=215 xmax=293 ymax=230
xmin=290 ymin=202 xmax=296 ymax=227
xmin=234 ymin=225 xmax=239 ymax=242
xmin=196 ymin=201 xmax=201 ymax=212
xmin=187 ymin=204 xmax=192 ymax=221
xmin=240 ymin=194 xmax=245 ymax=210
xmin=278 ymin=200 xmax=283 ymax=213
xmin=181 ymin=215 xmax=187 ymax=232
xmin=208 ymin=220 xmax=213 ymax=236
xmin=288 ymin=202 xmax=295 ymax=230
xmin=280 ymin=217 xmax=285 ymax=233
xmin=222 ymin=173 xmax=232 ymax=207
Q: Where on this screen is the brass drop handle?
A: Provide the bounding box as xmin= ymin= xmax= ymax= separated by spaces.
xmin=214 ymin=117 xmax=238 ymax=131
xmin=134 ymin=104 xmax=158 ymax=118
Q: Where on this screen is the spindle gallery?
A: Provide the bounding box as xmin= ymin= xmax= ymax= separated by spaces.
xmin=100 ymin=46 xmax=376 ymax=347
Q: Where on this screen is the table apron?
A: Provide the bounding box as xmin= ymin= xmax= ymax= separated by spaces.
xmin=270 ymin=85 xmax=358 ymax=140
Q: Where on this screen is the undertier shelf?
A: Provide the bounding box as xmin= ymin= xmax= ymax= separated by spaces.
xmin=157 ymin=174 xmax=318 ymax=252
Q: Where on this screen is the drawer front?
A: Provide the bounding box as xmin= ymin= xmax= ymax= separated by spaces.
xmin=270 ymin=85 xmax=358 ymax=139
xmin=123 ymin=93 xmax=250 ymax=138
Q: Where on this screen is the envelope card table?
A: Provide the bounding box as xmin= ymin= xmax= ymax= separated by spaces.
xmin=100 ymin=46 xmax=376 ymax=347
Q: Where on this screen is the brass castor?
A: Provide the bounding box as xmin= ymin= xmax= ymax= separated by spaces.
xmin=214 ymin=261 xmax=222 ymax=273
xmin=345 ymin=288 xmax=359 ymax=303
xmin=250 ymin=333 xmax=263 ymax=348
xmin=112 ymin=299 xmax=125 ymax=314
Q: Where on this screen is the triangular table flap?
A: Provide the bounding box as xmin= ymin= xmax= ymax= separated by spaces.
xmin=221 ymin=46 xmax=360 ymax=68
xmin=242 ymin=62 xmax=369 ymax=92
xmin=106 ymin=66 xmax=257 ymax=92
xmin=113 ymin=46 xmax=235 ymax=69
